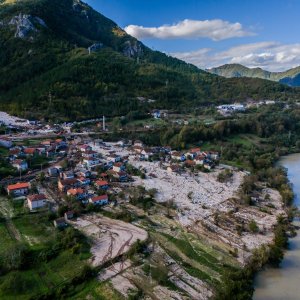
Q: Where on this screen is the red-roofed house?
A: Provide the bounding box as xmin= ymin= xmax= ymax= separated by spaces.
xmin=24 ymin=148 xmax=38 ymax=156
xmin=95 ymin=180 xmax=109 ymax=190
xmin=67 ymin=188 xmax=87 ymax=200
xmin=89 ymin=194 xmax=108 ymax=206
xmin=7 ymin=182 xmax=30 ymax=196
xmin=113 ymin=162 xmax=125 ymax=173
xmin=27 ymin=194 xmax=47 ymax=210
xmin=58 ymin=178 xmax=80 ymax=192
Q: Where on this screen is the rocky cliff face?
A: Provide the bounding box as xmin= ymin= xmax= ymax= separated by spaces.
xmin=8 ymin=13 xmax=46 ymax=39
xmin=122 ymin=40 xmax=143 ymax=58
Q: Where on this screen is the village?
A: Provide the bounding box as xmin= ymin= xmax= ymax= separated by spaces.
xmin=0 ymin=124 xmax=286 ymax=299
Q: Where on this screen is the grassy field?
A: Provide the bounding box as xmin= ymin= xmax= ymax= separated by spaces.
xmin=0 ymin=146 xmax=9 ymax=156
xmin=68 ymin=280 xmax=125 ymax=300
xmin=0 ymin=250 xmax=90 ymax=300
xmin=0 ymin=222 xmax=16 ymax=255
xmin=13 ymin=212 xmax=56 ymax=249
xmin=0 ymin=198 xmax=95 ymax=300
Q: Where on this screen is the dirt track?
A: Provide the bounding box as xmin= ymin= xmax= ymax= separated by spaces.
xmin=71 ymin=214 xmax=148 ymax=267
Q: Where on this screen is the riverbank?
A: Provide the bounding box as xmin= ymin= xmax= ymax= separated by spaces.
xmin=253 ymin=153 xmax=300 ymax=300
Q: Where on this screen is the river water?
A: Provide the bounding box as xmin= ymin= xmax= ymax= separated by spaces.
xmin=254 ymin=153 xmax=300 ymax=300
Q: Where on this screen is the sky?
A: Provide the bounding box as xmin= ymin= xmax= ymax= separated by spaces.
xmin=85 ymin=0 xmax=300 ymax=72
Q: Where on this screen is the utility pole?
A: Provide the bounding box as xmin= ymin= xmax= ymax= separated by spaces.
xmin=103 ymin=115 xmax=106 ymax=131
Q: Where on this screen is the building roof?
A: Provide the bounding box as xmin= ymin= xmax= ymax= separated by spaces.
xmin=95 ymin=180 xmax=108 ymax=186
xmin=9 ymin=148 xmax=21 ymax=155
xmin=80 ymin=144 xmax=91 ymax=149
xmin=7 ymin=182 xmax=29 ymax=191
xmin=84 ymin=150 xmax=97 ymax=155
xmin=13 ymin=159 xmax=26 ymax=165
xmin=195 ymin=155 xmax=206 ymax=160
xmin=60 ymin=178 xmax=78 ymax=185
xmin=67 ymin=188 xmax=84 ymax=196
xmin=114 ymin=162 xmax=123 ymax=167
xmin=27 ymin=194 xmax=47 ymax=202
xmin=24 ymin=148 xmax=36 ymax=154
xmin=91 ymin=195 xmax=108 ymax=202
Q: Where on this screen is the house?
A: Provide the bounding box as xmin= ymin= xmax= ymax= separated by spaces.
xmin=89 ymin=194 xmax=109 ymax=206
xmin=141 ymin=148 xmax=153 ymax=160
xmin=58 ymin=178 xmax=80 ymax=192
xmin=99 ymin=173 xmax=108 ymax=181
xmin=45 ymin=146 xmax=56 ymax=157
xmin=108 ymin=170 xmax=128 ymax=182
xmin=9 ymin=148 xmax=21 ymax=158
xmin=152 ymin=110 xmax=161 ymax=119
xmin=134 ymin=140 xmax=143 ymax=147
xmin=7 ymin=182 xmax=30 ymax=196
xmin=95 ymin=180 xmax=109 ymax=190
xmin=27 ymin=194 xmax=47 ymax=210
xmin=195 ymin=155 xmax=206 ymax=165
xmin=64 ymin=211 xmax=74 ymax=220
xmin=0 ymin=136 xmax=12 ymax=148
xmin=167 ymin=165 xmax=180 ymax=173
xmin=185 ymin=160 xmax=196 ymax=167
xmin=54 ymin=218 xmax=67 ymax=228
xmin=107 ymin=154 xmax=121 ymax=163
xmin=48 ymin=166 xmax=63 ymax=176
xmin=67 ymin=188 xmax=87 ymax=200
xmin=209 ymin=151 xmax=220 ymax=161
xmin=61 ymin=171 xmax=75 ymax=180
xmin=83 ymin=158 xmax=100 ymax=168
xmin=41 ymin=140 xmax=52 ymax=148
xmin=82 ymin=150 xmax=98 ymax=159
xmin=113 ymin=162 xmax=125 ymax=173
xmin=12 ymin=159 xmax=28 ymax=171
xmin=77 ymin=169 xmax=91 ymax=178
xmin=171 ymin=151 xmax=186 ymax=162
xmin=24 ymin=148 xmax=38 ymax=156
xmin=187 ymin=148 xmax=201 ymax=159
xmin=78 ymin=177 xmax=91 ymax=186
xmin=79 ymin=144 xmax=92 ymax=153
xmin=203 ymin=160 xmax=214 ymax=170
xmin=133 ymin=145 xmax=143 ymax=154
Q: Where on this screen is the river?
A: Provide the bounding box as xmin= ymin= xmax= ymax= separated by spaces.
xmin=254 ymin=153 xmax=300 ymax=300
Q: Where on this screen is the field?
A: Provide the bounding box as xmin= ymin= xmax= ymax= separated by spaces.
xmin=0 ymin=196 xmax=92 ymax=300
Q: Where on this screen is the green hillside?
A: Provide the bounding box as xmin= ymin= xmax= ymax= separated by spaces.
xmin=0 ymin=0 xmax=299 ymax=121
xmin=208 ymin=63 xmax=300 ymax=86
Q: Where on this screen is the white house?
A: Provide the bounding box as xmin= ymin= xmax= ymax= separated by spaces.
xmin=27 ymin=194 xmax=47 ymax=210
xmin=83 ymin=158 xmax=100 ymax=168
xmin=107 ymin=154 xmax=121 ymax=163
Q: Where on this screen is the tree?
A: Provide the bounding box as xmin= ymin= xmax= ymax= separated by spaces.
xmin=248 ymin=219 xmax=259 ymax=233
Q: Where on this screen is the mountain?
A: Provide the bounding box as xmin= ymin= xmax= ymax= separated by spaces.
xmin=0 ymin=0 xmax=299 ymax=121
xmin=208 ymin=64 xmax=300 ymax=86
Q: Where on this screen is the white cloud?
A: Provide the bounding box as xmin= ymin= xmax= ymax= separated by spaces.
xmin=124 ymin=19 xmax=253 ymax=41
xmin=171 ymin=42 xmax=300 ymax=71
